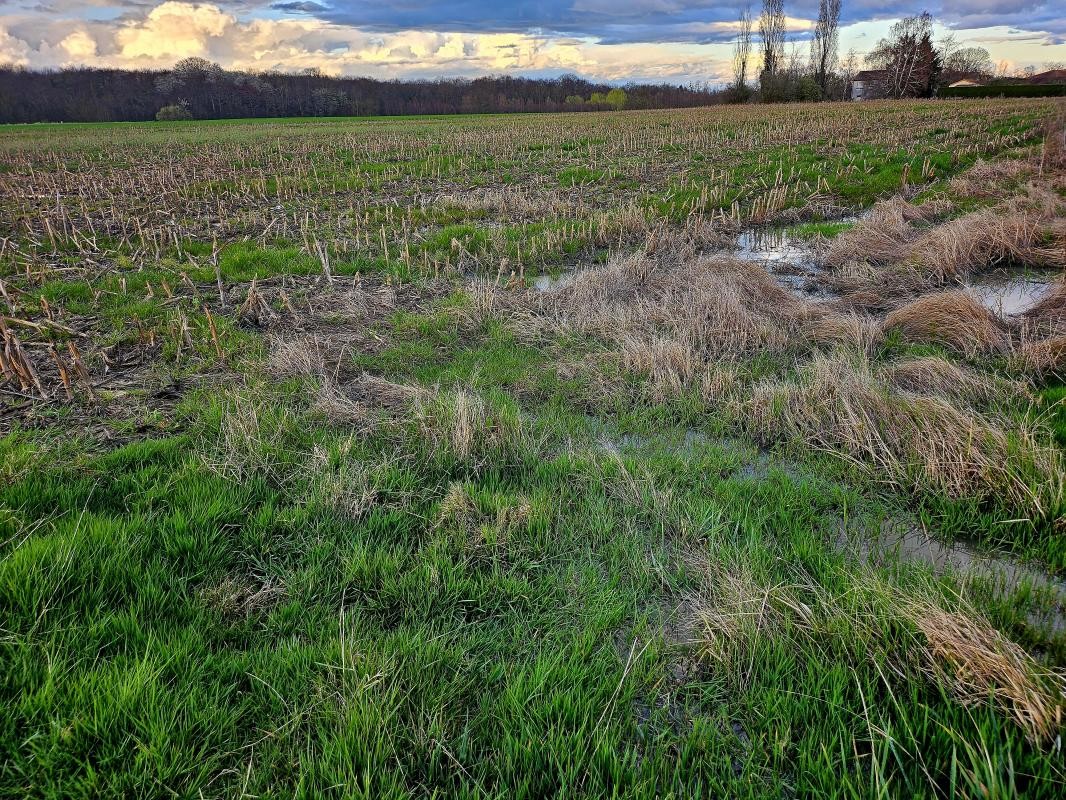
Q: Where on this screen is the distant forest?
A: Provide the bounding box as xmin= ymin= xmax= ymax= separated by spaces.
xmin=0 ymin=60 xmax=727 ymax=124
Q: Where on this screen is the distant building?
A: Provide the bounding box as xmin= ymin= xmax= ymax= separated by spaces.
xmin=1025 ymin=69 xmax=1066 ymax=85
xmin=850 ymin=70 xmax=887 ymax=100
xmin=948 ymin=79 xmax=983 ymax=88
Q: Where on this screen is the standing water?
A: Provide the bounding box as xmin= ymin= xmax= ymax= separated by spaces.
xmin=965 ymin=268 xmax=1055 ymax=315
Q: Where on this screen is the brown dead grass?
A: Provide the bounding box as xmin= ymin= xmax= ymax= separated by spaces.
xmin=882 ymin=291 xmax=1010 ymax=356
xmin=689 ymin=556 xmax=1065 ymax=745
xmin=691 ymin=567 xmax=815 ymax=668
xmin=413 ymin=387 xmax=531 ymax=463
xmin=824 ymin=152 xmax=1064 ymax=307
xmin=497 ymin=251 xmax=876 ymax=400
xmin=1023 ymin=278 xmax=1066 ymax=337
xmin=200 ymin=575 xmax=286 ymax=620
xmin=315 ymin=373 xmax=428 ymax=426
xmin=266 ymin=334 xmax=332 ymax=380
xmin=823 ymin=196 xmax=949 ymax=270
xmin=738 ymin=351 xmax=1062 ymax=518
xmin=905 ymin=598 xmax=1065 ymax=745
xmin=945 ymin=158 xmax=1031 ymax=201
xmin=905 ymin=206 xmax=1059 ymax=284
xmin=1015 ymin=336 xmax=1066 ymax=382
xmin=880 ymin=356 xmax=1028 ymax=408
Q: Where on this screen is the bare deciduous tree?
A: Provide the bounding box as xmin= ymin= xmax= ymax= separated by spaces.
xmin=944 ymin=46 xmax=993 ymax=78
xmin=732 ymin=6 xmax=754 ymax=98
xmin=810 ymin=0 xmax=842 ymax=96
xmin=839 ymin=48 xmax=858 ymax=100
xmin=759 ymin=0 xmax=785 ymax=76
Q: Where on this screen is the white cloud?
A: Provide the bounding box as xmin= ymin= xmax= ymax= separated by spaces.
xmin=0 ymin=25 xmax=31 ymax=66
xmin=115 ymin=1 xmax=233 ymax=60
xmin=60 ymin=30 xmax=98 ymax=61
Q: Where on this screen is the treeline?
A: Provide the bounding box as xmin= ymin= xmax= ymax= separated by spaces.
xmin=0 ymin=62 xmax=727 ymax=124
xmin=729 ymin=3 xmax=1057 ymax=103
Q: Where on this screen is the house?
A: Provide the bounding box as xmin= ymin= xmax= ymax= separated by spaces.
xmin=948 ymin=79 xmax=983 ymax=88
xmin=850 ymin=69 xmax=887 ymax=100
xmin=1025 ymin=69 xmax=1066 ymax=85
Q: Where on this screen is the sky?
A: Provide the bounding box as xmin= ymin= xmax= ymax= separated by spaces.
xmin=0 ymin=1 xmax=1063 ymax=84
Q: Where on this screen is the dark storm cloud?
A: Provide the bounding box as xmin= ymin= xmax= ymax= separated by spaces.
xmin=252 ymin=1 xmax=1066 ymax=42
xmin=270 ymin=1 xmax=330 ymax=13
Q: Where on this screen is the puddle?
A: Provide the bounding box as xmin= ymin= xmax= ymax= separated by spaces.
xmin=965 ymin=269 xmax=1054 ymax=316
xmin=841 ymin=520 xmax=1066 ymax=633
xmin=736 ymin=227 xmax=814 ymax=265
xmin=532 ymin=272 xmax=576 ymax=292
xmin=733 ymin=227 xmax=829 ymax=299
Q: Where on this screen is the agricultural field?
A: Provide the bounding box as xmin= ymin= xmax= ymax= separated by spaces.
xmin=1 ymin=98 xmax=1066 ymax=797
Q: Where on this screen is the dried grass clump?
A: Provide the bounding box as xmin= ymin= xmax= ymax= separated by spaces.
xmin=905 ymin=599 xmax=1065 ymax=745
xmin=699 ymin=366 xmax=741 ymax=402
xmin=266 ymin=334 xmax=331 ymax=380
xmin=531 ymin=253 xmax=821 ymax=361
xmin=738 ymin=351 xmax=1062 ymax=518
xmin=414 ymin=387 xmax=530 ymax=463
xmin=823 ymin=196 xmax=948 ymax=270
xmin=1023 ymin=279 xmax=1066 ymax=336
xmin=200 ymin=576 xmax=286 ymax=620
xmin=946 ymin=158 xmax=1031 ymax=201
xmin=803 ymin=311 xmax=882 ymax=354
xmin=619 ymin=334 xmax=699 ymax=401
xmin=690 ymin=566 xmax=815 ymax=667
xmin=880 ymin=356 xmax=1028 ymax=408
xmin=315 ymin=373 xmax=427 ymax=426
xmin=1014 ymin=336 xmax=1066 ymax=382
xmin=505 ymin=250 xmax=880 ymax=400
xmin=435 ymin=481 xmax=532 ymax=560
xmin=307 ymin=441 xmax=379 ymax=520
xmin=883 ymin=291 xmax=1010 ymax=356
xmin=690 ymin=556 xmax=1065 ymax=744
xmin=205 ymin=391 xmax=303 ymax=485
xmin=905 ymin=207 xmax=1056 ymax=283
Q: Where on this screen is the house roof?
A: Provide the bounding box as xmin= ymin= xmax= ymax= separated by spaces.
xmin=1026 ymin=69 xmax=1066 ymax=85
xmin=852 ymin=70 xmax=887 ymax=82
xmin=949 ymin=79 xmax=982 ymax=87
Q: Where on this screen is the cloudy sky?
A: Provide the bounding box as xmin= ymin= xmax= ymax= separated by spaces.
xmin=0 ymin=1 xmax=1063 ymax=84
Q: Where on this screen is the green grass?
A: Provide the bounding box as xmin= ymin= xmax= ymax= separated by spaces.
xmin=2 ymin=360 xmax=1062 ymax=796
